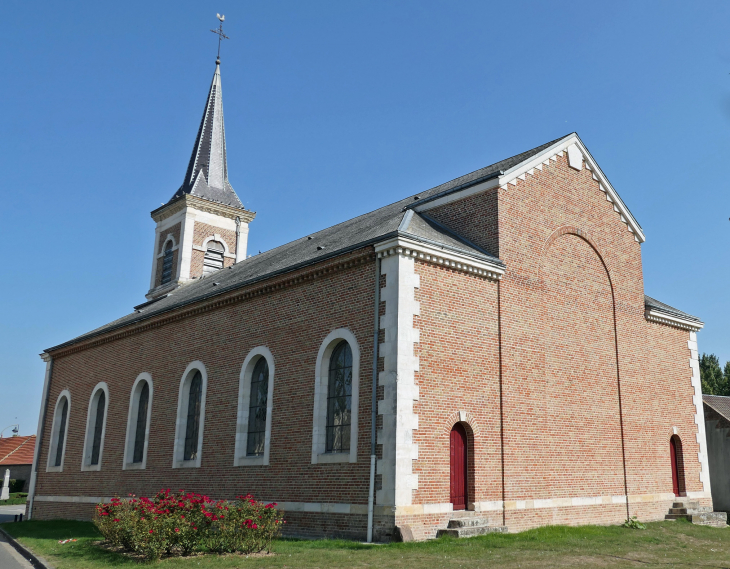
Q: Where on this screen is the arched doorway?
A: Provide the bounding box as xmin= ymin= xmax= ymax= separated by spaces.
xmin=450 ymin=423 xmax=468 ymax=510
xmin=670 ymin=435 xmax=686 ymax=496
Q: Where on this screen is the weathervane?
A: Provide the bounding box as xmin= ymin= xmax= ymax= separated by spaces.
xmin=210 ymin=14 xmax=229 ymax=62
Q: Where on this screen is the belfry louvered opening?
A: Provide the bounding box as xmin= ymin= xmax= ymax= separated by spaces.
xmin=203 ymin=240 xmax=225 ymax=276
xmin=161 ymin=241 xmax=174 ymax=284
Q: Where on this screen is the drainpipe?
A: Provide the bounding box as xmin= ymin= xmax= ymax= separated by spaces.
xmin=28 ymin=353 xmax=54 ymax=520
xmin=367 ymin=256 xmax=381 ymax=543
xmin=497 ymin=280 xmax=506 ymax=527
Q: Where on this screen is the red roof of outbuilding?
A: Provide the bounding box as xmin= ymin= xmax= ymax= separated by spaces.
xmin=0 ymin=435 xmax=36 ymax=466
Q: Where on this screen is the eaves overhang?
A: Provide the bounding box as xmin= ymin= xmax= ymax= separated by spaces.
xmin=644 ymin=307 xmax=704 ymax=332
xmin=375 ymin=235 xmax=505 ymax=280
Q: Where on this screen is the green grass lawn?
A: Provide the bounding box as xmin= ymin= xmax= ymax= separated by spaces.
xmin=1 ymin=519 xmax=728 ymax=568
xmin=0 ymin=492 xmax=27 ymax=506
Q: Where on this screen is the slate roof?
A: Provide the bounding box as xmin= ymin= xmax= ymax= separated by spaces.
xmin=56 ymin=132 xmax=701 ymax=352
xmin=0 ymin=436 xmax=35 ymax=466
xmin=50 ymin=135 xmax=576 ymax=352
xmin=168 ymin=61 xmax=244 ymax=210
xmin=644 ymin=295 xmax=702 ymax=324
xmin=703 ymin=395 xmax=730 ymax=423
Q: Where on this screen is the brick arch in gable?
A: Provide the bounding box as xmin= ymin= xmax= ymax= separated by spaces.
xmin=539 ymin=226 xmax=615 ymax=287
xmin=535 ymin=226 xmax=629 ymax=515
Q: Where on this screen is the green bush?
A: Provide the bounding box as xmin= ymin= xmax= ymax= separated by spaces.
xmin=94 ymin=490 xmax=284 ymax=561
xmin=8 ymin=479 xmax=25 ymax=493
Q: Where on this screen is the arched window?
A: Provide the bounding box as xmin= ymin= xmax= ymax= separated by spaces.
xmin=203 ymin=240 xmax=225 ymax=276
xmin=133 ymin=382 xmax=150 ymax=462
xmin=184 ymin=371 xmax=202 ymax=460
xmin=234 ymin=347 xmax=276 ymax=466
xmin=123 ymin=374 xmax=153 ymax=470
xmin=47 ymin=391 xmax=71 ymax=472
xmin=311 ymin=329 xmax=360 ymax=464
xmin=82 ymin=383 xmax=109 ymax=471
xmin=54 ymin=399 xmax=69 ymax=467
xmin=173 ymin=362 xmax=207 ymax=468
xmin=326 ymin=341 xmax=352 ymax=453
xmin=247 ymin=358 xmax=269 ymax=456
xmin=161 ymin=240 xmax=174 ymax=284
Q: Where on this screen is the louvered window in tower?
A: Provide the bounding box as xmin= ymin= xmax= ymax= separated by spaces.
xmin=161 ymin=241 xmax=174 ymax=284
xmin=203 ymin=241 xmax=225 ymax=276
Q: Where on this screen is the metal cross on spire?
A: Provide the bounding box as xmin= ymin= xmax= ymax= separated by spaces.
xmin=210 ymin=14 xmax=229 ymax=62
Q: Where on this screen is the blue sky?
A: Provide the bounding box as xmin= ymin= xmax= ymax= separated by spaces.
xmin=1 ymin=0 xmax=728 ymax=436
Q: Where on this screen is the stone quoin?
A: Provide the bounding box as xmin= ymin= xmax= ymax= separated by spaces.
xmin=27 ymin=56 xmax=711 ymax=541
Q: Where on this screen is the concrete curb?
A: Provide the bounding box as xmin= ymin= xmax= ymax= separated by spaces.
xmin=0 ymin=526 xmax=53 ymax=569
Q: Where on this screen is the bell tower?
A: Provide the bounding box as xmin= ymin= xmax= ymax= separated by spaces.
xmin=147 ymin=52 xmax=255 ymax=300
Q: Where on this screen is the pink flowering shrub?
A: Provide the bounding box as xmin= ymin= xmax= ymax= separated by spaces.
xmin=94 ymin=490 xmax=284 ymax=561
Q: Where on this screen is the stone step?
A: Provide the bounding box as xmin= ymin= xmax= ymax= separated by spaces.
xmin=448 ymin=518 xmax=491 ymax=528
xmin=672 ymin=501 xmax=700 ymax=510
xmin=688 ymin=512 xmax=728 ymax=528
xmin=668 ymin=506 xmax=714 ymax=515
xmin=665 ymin=511 xmax=727 ymax=527
xmin=437 ymin=525 xmax=508 ymax=538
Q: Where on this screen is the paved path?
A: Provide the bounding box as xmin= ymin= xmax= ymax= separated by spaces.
xmin=0 ymin=504 xmax=26 ymax=524
xmin=0 ymin=527 xmax=33 ymax=569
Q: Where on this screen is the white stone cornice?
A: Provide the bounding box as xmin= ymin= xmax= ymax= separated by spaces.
xmin=374 ymin=236 xmax=505 ymax=280
xmin=645 ymin=309 xmax=704 ymax=331
xmin=151 ymin=194 xmax=256 ymax=224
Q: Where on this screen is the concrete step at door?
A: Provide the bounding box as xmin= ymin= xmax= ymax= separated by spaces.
xmin=447 ymin=518 xmax=491 ymax=528
xmin=437 ymin=525 xmax=508 ymax=538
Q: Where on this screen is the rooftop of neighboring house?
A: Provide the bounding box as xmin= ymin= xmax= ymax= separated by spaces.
xmin=0 ymin=435 xmax=36 ymax=466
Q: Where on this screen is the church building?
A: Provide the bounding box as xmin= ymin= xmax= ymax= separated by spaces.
xmin=27 ymin=55 xmax=712 ymax=541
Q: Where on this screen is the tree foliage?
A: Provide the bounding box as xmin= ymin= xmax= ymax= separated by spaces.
xmin=700 ymin=353 xmax=730 ymax=396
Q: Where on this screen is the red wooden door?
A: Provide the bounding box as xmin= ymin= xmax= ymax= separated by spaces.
xmin=450 ymin=424 xmax=468 ymax=510
xmin=670 ymin=438 xmax=679 ymax=496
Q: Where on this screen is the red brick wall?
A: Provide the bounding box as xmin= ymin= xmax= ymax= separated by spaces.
xmin=34 ymin=151 xmax=705 ymax=539
xmin=426 ymin=188 xmax=499 ymax=257
xmin=417 ymin=152 xmax=706 ymax=532
xmin=412 ymin=261 xmax=502 ymax=511
xmin=34 ymin=249 xmax=377 ymax=538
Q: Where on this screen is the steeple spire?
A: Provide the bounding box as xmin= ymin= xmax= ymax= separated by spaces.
xmin=168 ymin=57 xmax=244 ymax=209
xmin=147 ymin=17 xmax=255 ymax=300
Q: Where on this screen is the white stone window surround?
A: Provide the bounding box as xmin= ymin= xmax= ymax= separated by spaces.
xmin=122 ymin=373 xmax=154 ymax=470
xmin=81 ymin=382 xmax=110 ymax=472
xmin=172 ymin=361 xmax=208 ymax=469
xmin=311 ymin=328 xmax=360 ymax=464
xmin=234 ymin=347 xmax=276 ymax=467
xmin=194 ymin=234 xmax=236 ymax=260
xmin=46 ymin=390 xmax=71 ymax=473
